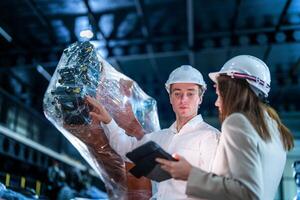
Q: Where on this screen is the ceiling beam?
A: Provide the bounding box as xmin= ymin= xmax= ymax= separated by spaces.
xmin=263 ymin=0 xmax=293 ymax=60
xmin=0 ymin=51 xmax=189 ymax=70
xmin=135 ymin=0 xmax=150 ymax=38
xmin=0 ymin=26 xmax=12 ymax=42
xmin=45 ymin=2 xmax=176 ymax=20
xmin=122 ymin=15 xmax=141 ymax=39
xmin=0 ymin=49 xmax=208 ymax=70
xmin=0 ymin=18 xmax=31 ymax=51
xmin=2 ymin=23 xmax=300 ymax=68
xmin=134 ymin=0 xmax=160 ymax=76
xmin=107 ymin=11 xmax=127 ymax=39
xmin=23 ymin=0 xmax=57 ymax=44
xmin=226 ymin=0 xmax=242 ymax=59
xmin=289 ymin=58 xmax=300 ymax=84
xmin=187 ymin=0 xmax=195 ymax=66
xmin=82 ymin=0 xmax=112 ymax=55
xmin=62 ymin=17 xmax=78 ymax=43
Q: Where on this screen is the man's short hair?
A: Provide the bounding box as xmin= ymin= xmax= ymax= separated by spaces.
xmin=170 ymin=84 xmax=204 ymax=97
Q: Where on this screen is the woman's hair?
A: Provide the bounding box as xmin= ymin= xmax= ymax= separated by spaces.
xmin=217 ymin=75 xmax=294 ymax=151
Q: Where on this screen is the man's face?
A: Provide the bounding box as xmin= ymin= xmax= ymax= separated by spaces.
xmin=169 ymin=83 xmax=201 ymax=119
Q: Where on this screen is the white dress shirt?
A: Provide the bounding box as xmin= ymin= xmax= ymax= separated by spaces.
xmin=186 ymin=112 xmax=287 ymax=200
xmin=102 ymin=114 xmax=220 ymax=200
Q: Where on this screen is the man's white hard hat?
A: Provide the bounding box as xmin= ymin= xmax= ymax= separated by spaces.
xmin=209 ymin=55 xmax=271 ymax=98
xmin=165 ymin=65 xmax=207 ymax=93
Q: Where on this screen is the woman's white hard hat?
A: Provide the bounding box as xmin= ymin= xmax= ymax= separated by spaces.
xmin=209 ymin=55 xmax=271 ymax=98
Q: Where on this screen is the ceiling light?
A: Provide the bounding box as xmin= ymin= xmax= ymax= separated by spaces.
xmin=256 ymin=34 xmax=268 ymax=45
xmin=37 ymin=65 xmax=51 ymax=81
xmin=80 ymin=29 xmax=94 ymax=39
xmin=275 ymin=32 xmax=286 ymax=43
xmin=0 ymin=26 xmax=12 ymax=42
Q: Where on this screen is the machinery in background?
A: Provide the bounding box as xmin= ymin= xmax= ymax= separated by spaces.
xmin=0 ymin=125 xmax=106 ymax=199
xmin=294 ymin=160 xmax=300 ymax=200
xmin=0 ymin=72 xmax=107 ymax=199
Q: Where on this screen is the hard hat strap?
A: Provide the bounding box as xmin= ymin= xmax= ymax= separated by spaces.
xmin=223 ymin=72 xmax=270 ymax=89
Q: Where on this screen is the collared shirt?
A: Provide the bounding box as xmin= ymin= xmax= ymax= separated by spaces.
xmin=102 ymin=114 xmax=220 ymax=200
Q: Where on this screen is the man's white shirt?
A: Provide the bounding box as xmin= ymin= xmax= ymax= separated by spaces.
xmin=101 ymin=114 xmax=220 ymax=200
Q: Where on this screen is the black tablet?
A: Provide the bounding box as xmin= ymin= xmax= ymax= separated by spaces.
xmin=125 ymin=141 xmax=177 ymax=182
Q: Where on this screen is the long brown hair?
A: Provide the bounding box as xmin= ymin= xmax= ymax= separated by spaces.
xmin=217 ymin=75 xmax=294 ymax=151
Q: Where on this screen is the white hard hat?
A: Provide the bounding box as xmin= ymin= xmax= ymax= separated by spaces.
xmin=165 ymin=65 xmax=206 ymax=93
xmin=209 ymin=55 xmax=271 ymax=98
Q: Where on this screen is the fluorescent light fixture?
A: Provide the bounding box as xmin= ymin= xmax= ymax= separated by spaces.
xmin=36 ymin=65 xmax=51 ymax=81
xmin=0 ymin=26 xmax=12 ymax=42
xmin=80 ymin=29 xmax=94 ymax=39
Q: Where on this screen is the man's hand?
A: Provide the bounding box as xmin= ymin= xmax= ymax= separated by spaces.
xmin=156 ymin=154 xmax=192 ymax=181
xmin=85 ymin=95 xmax=112 ymax=124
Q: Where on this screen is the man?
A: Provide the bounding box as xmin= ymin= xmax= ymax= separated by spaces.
xmin=86 ymin=65 xmax=220 ymax=200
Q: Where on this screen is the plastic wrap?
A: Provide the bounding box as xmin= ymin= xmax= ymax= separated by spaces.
xmin=0 ymin=182 xmax=36 ymax=200
xmin=43 ymin=41 xmax=160 ymax=199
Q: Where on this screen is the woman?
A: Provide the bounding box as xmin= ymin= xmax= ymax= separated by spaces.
xmin=156 ymin=55 xmax=294 ymax=200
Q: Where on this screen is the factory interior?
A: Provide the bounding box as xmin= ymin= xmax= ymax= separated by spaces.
xmin=0 ymin=0 xmax=300 ymax=199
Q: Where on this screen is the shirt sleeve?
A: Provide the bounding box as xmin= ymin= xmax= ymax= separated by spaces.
xmin=101 ymin=119 xmax=150 ymax=160
xmin=186 ymin=167 xmax=253 ymax=200
xmin=186 ymin=113 xmax=262 ymax=200
xmin=199 ymin=131 xmax=219 ymax=172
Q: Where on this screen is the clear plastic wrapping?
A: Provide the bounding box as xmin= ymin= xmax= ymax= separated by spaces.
xmin=0 ymin=182 xmax=34 ymax=200
xmin=43 ymin=41 xmax=160 ymax=199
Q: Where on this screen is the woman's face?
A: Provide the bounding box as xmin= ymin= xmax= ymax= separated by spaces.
xmin=214 ymin=83 xmax=222 ymax=114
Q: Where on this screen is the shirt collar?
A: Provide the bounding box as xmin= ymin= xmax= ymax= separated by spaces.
xmin=170 ymin=114 xmax=203 ymax=134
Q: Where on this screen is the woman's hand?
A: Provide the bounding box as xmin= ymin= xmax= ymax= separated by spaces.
xmin=85 ymin=96 xmax=112 ymax=124
xmin=156 ymin=154 xmax=192 ymax=181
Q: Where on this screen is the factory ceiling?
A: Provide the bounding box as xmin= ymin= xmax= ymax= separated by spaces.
xmin=0 ymin=0 xmax=299 ymax=127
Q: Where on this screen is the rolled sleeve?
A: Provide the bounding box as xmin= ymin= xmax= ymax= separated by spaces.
xmin=101 ymin=119 xmax=138 ymax=159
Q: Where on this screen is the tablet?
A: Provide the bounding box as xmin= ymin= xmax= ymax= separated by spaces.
xmin=126 ymin=141 xmax=177 ymax=182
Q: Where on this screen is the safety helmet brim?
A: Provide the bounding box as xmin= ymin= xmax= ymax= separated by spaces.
xmin=208 ymin=72 xmax=219 ymax=83
xmin=165 ymin=81 xmax=207 ymax=93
